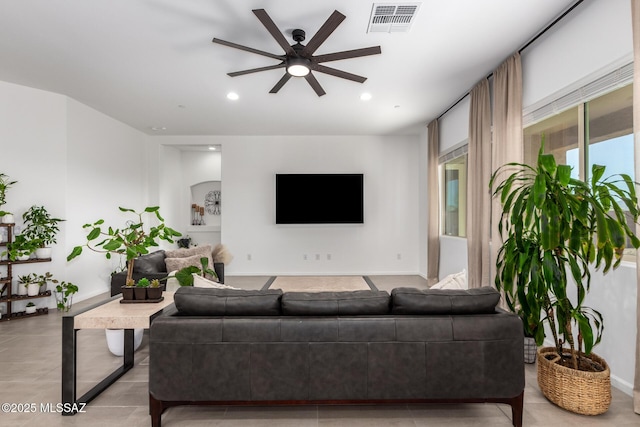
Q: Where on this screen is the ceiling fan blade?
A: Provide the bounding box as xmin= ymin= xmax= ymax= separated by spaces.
xmin=301 ymin=10 xmax=346 ymax=57
xmin=269 ymin=73 xmax=292 ymax=93
xmin=314 ymin=46 xmax=382 ymax=63
xmin=228 ymin=63 xmax=286 ymax=77
xmin=313 ymin=64 xmax=367 ymax=83
xmin=253 ymin=9 xmax=296 ymax=56
xmin=305 ymin=73 xmax=326 ymax=97
xmin=212 ymin=38 xmax=284 ymax=61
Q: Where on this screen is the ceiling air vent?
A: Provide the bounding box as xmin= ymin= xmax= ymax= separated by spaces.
xmin=367 ymin=3 xmax=421 ymax=33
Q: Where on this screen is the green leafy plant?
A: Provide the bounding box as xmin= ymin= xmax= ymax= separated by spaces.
xmin=17 ymin=273 xmax=34 ymax=285
xmin=35 ymin=272 xmax=58 ymax=289
xmin=171 ymin=257 xmax=218 ymax=287
xmin=0 ymin=173 xmax=17 ymax=217
xmin=55 ymin=281 xmax=78 ymax=312
xmin=2 ymin=235 xmax=39 ymax=261
xmin=491 ymin=145 xmax=640 ymax=370
xmin=26 ymin=302 xmax=35 ymax=307
xmin=67 ymin=206 xmax=181 ymax=286
xmin=22 ymin=205 xmax=64 ymax=247
xmin=150 ymin=279 xmax=160 ymax=288
xmin=136 ymin=277 xmax=150 ymax=288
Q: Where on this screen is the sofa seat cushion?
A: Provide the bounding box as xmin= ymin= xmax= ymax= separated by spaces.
xmin=391 ymin=286 xmax=500 ymax=315
xmin=131 ymin=250 xmax=167 ymax=273
xmin=174 ymin=286 xmax=283 ymax=316
xmin=281 ymin=291 xmax=390 ymax=315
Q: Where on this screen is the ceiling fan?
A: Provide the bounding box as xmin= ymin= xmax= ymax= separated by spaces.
xmin=212 ymin=9 xmax=381 ymax=96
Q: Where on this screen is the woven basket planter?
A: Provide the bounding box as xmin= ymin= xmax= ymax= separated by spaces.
xmin=537 ymin=346 xmax=611 ymax=415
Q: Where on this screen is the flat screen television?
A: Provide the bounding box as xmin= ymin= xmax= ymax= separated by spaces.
xmin=275 ymin=174 xmax=364 ymax=224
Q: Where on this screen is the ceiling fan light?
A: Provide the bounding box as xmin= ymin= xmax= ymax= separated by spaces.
xmin=286 ymin=57 xmax=311 ymax=77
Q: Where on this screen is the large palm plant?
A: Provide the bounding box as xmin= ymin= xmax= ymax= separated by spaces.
xmin=491 ymin=146 xmax=640 ymax=369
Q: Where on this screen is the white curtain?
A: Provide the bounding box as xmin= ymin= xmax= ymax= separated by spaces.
xmin=466 ymin=79 xmax=492 ymax=289
xmin=631 ymin=0 xmax=640 ymax=414
xmin=490 ymin=53 xmax=523 ymax=301
xmin=427 ymin=119 xmax=440 ymax=285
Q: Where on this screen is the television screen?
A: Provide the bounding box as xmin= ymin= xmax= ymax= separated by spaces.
xmin=276 ymin=174 xmax=364 ymax=224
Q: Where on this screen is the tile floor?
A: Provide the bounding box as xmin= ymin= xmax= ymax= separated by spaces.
xmin=0 ymin=275 xmax=638 ymax=426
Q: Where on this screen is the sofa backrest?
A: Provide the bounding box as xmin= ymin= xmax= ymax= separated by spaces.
xmin=390 ymin=286 xmax=500 ymax=315
xmin=173 ymin=286 xmax=502 ymax=317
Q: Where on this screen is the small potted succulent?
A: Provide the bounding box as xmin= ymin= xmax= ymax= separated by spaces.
xmin=134 ymin=277 xmax=149 ymax=300
xmin=147 ymin=278 xmax=162 ymax=300
xmin=25 ymin=302 xmax=36 ymax=315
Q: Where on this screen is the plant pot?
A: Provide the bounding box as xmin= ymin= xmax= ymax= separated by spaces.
xmin=17 ymin=282 xmax=28 ymax=296
xmin=26 ymin=283 xmax=40 ymax=296
xmin=147 ymin=287 xmax=162 ymax=300
xmin=35 ymin=247 xmax=52 ymax=259
xmin=524 ymin=336 xmax=537 ymax=364
xmin=16 ymin=254 xmax=30 ymax=261
xmin=54 ymin=291 xmax=73 ymax=312
xmin=537 ymin=346 xmax=611 ymax=415
xmin=25 ymin=305 xmax=36 ymax=314
xmin=105 ymin=328 xmax=144 ymax=357
xmin=121 ymin=286 xmax=135 ymax=301
xmin=133 ymin=287 xmax=147 ymax=301
xmin=2 ymin=214 xmax=14 ymax=224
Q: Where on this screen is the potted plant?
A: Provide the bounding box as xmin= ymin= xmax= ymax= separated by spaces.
xmin=22 ymin=205 xmax=64 ymax=259
xmin=2 ymin=234 xmax=39 ymax=261
xmin=0 ymin=173 xmax=17 ymax=223
xmin=490 ymin=145 xmax=640 ymax=415
xmin=134 ymin=277 xmax=149 ymax=300
xmin=16 ymin=273 xmax=32 ymax=296
xmin=147 ymin=278 xmax=162 ymax=300
xmin=25 ymin=302 xmax=36 ymax=314
xmin=67 ymin=206 xmax=181 ymax=296
xmin=34 ymin=272 xmax=57 ymax=293
xmin=54 ymin=281 xmax=78 ymax=312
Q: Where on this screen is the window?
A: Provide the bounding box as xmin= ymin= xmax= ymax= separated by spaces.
xmin=440 ymin=154 xmax=467 ymax=237
xmin=524 ymin=84 xmax=634 ymax=257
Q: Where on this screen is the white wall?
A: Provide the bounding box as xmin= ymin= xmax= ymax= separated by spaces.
xmin=0 ymin=81 xmax=151 ymax=306
xmin=164 ymin=135 xmax=421 ymax=276
xmin=0 ymin=81 xmax=67 ymax=313
xmin=439 ymin=95 xmax=470 ymax=155
xmin=65 ymin=98 xmax=151 ymax=300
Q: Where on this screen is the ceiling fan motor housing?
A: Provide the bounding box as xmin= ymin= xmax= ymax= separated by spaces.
xmin=292 ymin=29 xmax=306 ymax=43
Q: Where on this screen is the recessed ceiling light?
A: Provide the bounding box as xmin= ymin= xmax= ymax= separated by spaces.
xmin=360 ymin=93 xmax=372 ymax=101
xmin=150 ymin=126 xmax=167 ymax=131
xmin=208 ymin=146 xmax=216 ymax=151
xmin=227 ymin=92 xmax=239 ymax=100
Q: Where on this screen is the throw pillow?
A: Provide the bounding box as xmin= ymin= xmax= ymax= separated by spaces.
xmin=165 ymin=245 xmax=215 ymax=280
xmin=192 ymin=274 xmax=239 ymax=290
xmin=164 ymin=254 xmax=216 ymax=281
xmin=430 ymin=269 xmax=467 ymax=290
xmin=130 ymin=250 xmax=166 ymax=273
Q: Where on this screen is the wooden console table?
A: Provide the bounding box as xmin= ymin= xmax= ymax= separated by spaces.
xmin=61 ymin=292 xmax=175 ymax=415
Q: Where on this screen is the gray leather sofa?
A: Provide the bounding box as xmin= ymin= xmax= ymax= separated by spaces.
xmin=149 ymin=286 xmax=524 ymax=427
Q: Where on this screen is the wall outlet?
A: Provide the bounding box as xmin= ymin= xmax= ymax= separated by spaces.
xmin=315 ymin=254 xmax=320 ymax=261
xmin=303 ymin=254 xmax=308 ymax=260
xmin=326 ymin=254 xmax=331 ymax=261
xmin=397 ymin=253 xmax=402 ymax=260
xmin=247 ymin=254 xmax=252 ymax=261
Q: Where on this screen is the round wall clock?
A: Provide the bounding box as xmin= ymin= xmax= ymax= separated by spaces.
xmin=205 ymin=190 xmax=221 ymax=215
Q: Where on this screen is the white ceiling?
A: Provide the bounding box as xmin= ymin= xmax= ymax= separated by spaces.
xmin=0 ymin=0 xmax=576 ymax=136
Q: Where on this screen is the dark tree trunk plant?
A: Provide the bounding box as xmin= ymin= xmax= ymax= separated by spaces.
xmin=490 ymin=145 xmax=640 ymax=370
